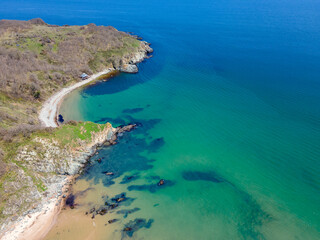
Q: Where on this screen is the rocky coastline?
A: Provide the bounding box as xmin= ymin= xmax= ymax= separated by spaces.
xmin=116 ymin=41 xmax=153 ymax=73
xmin=0 ymin=38 xmax=152 ymax=239
xmin=0 ymin=124 xmax=138 ymax=239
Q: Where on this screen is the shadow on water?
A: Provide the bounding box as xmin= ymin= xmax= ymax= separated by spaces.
xmin=182 ymin=170 xmax=272 ymax=240
xmin=80 ymin=54 xmax=164 ymax=96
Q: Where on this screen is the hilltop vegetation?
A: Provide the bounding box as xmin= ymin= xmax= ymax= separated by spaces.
xmin=0 ymin=18 xmax=144 ymax=129
xmin=0 ymin=121 xmax=113 ymax=223
xmin=0 ymin=19 xmax=150 ymax=227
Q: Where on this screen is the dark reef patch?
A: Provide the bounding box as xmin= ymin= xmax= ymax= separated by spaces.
xmin=128 ymin=179 xmax=174 ymax=193
xmin=122 ymin=218 xmax=154 ymax=238
xmin=80 ymin=116 xmax=163 ymax=188
xmin=120 ymin=174 xmax=140 ymax=184
xmin=147 ymin=137 xmax=165 ymax=153
xmin=105 ymin=192 xmax=135 ymax=208
xmin=182 ymin=170 xmax=225 ymax=183
xmin=108 ymin=218 xmax=119 ymax=224
xmin=122 ymin=107 xmax=144 ymax=114
xmin=235 ymin=188 xmax=272 ymax=240
xmin=116 ymin=207 xmax=140 ymax=218
xmin=65 ymin=194 xmax=75 ymax=208
xmin=182 ymin=169 xmax=271 ymax=239
xmin=145 ymin=175 xmax=161 ymax=182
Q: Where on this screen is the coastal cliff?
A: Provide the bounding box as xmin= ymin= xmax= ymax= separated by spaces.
xmin=0 ymin=122 xmax=137 ymax=235
xmin=0 ymin=19 xmax=152 ymax=236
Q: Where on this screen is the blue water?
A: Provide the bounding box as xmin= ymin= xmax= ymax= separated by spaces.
xmin=2 ymin=0 xmax=320 ymax=239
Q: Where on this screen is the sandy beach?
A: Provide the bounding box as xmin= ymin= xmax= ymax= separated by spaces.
xmin=39 ymin=69 xmax=113 ymax=127
xmin=1 ymin=70 xmax=113 ymax=240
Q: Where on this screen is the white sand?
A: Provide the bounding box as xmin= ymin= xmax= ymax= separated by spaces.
xmin=39 ymin=69 xmax=113 ymax=127
xmin=0 ymin=177 xmax=71 ymax=240
xmin=0 ymin=70 xmax=113 ymax=240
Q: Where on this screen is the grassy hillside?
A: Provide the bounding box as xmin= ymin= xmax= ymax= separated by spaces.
xmin=0 ymin=121 xmax=112 ymax=223
xmin=0 ymin=18 xmax=142 ymax=129
xmin=0 ymin=19 xmax=147 ymax=226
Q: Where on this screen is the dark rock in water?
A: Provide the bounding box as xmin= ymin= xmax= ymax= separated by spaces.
xmin=116 ymin=124 xmax=137 ymax=134
xmin=157 ymin=179 xmax=165 ymax=186
xmin=111 ymin=193 xmax=125 ymax=202
xmin=97 ymin=158 xmax=102 ymax=163
xmin=104 ymin=192 xmax=135 ymax=210
xmin=182 ymin=170 xmax=225 ymax=183
xmin=108 ymin=219 xmax=119 ymax=224
xmin=108 ymin=203 xmax=119 ymax=210
xmin=122 ymin=218 xmax=154 ymax=237
xmin=96 ymin=207 xmax=108 ymax=215
xmin=116 ymin=197 xmax=125 ymax=202
xmin=58 ymin=114 xmax=64 ymax=123
xmin=65 ymin=194 xmax=75 ymax=208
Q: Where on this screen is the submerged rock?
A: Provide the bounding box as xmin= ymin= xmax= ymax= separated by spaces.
xmin=108 ymin=219 xmax=119 ymax=224
xmin=122 ymin=218 xmax=154 ymax=237
xmin=157 ymin=179 xmax=165 ymax=186
xmin=96 ymin=207 xmax=108 ymax=215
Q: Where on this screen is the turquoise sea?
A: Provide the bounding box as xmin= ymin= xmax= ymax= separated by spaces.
xmin=2 ymin=0 xmax=320 ymax=239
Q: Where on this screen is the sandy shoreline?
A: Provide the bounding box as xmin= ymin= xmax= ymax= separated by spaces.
xmin=39 ymin=68 xmax=114 ymax=128
xmin=1 ymin=40 xmax=152 ymax=240
xmin=1 ymin=176 xmax=73 ymax=240
xmin=1 ymin=70 xmax=113 ymax=240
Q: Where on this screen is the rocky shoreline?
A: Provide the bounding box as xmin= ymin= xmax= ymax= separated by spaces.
xmin=0 ymin=38 xmax=152 ymax=239
xmin=117 ymin=41 xmax=153 ymax=73
xmin=0 ymin=121 xmax=137 ymax=239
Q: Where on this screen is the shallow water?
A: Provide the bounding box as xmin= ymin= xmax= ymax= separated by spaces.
xmin=2 ymin=0 xmax=320 ymax=239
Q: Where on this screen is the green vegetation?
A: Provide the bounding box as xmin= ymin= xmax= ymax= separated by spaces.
xmin=0 ymin=18 xmax=144 ymax=225
xmin=0 ymin=121 xmax=112 ymax=222
xmin=0 ymin=18 xmax=142 ymax=129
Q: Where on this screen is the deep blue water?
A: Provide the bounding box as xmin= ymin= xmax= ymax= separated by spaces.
xmin=2 ymin=0 xmax=320 ymax=239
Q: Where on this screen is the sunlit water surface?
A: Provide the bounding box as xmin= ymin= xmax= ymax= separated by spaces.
xmin=2 ymin=0 xmax=320 ymax=239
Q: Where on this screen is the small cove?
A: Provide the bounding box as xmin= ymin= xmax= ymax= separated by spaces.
xmin=4 ymin=0 xmax=318 ymax=239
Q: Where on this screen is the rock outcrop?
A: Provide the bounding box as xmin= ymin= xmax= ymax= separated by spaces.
xmin=115 ymin=41 xmax=153 ymax=73
xmin=0 ymin=123 xmax=136 ymax=235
